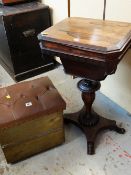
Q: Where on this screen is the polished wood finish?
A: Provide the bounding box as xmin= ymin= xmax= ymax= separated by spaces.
xmin=65 ymin=79 xmax=125 ymax=154
xmin=65 ymin=109 xmax=124 ymax=154
xmin=39 ymin=17 xmax=131 ymax=81
xmin=38 ymin=17 xmax=131 ymax=154
xmin=40 ymin=17 xmax=131 ymax=52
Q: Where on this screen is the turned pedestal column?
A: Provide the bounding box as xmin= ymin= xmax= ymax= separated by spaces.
xmin=64 ymin=79 xmax=125 ymax=154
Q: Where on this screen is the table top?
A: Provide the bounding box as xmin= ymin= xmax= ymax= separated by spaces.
xmin=39 ymin=17 xmax=131 ymax=81
xmin=40 ymin=17 xmax=131 ymax=53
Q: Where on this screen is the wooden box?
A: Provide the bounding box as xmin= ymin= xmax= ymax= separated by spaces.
xmin=0 ymin=2 xmax=55 ymax=81
xmin=0 ymin=77 xmax=66 ymax=163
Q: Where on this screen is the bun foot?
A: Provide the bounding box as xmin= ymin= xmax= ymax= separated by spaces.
xmin=114 ymin=126 xmax=126 ymax=134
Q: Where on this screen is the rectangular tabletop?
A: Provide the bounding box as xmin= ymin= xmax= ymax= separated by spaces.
xmin=38 ymin=17 xmax=131 ymax=80
xmin=40 ymin=17 xmax=131 ymax=53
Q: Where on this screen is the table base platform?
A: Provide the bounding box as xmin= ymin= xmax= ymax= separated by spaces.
xmin=64 ymin=109 xmax=125 ymax=155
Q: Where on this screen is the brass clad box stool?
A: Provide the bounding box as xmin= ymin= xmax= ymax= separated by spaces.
xmin=0 ymin=77 xmax=66 ymax=163
xmin=38 ymin=17 xmax=131 ymax=154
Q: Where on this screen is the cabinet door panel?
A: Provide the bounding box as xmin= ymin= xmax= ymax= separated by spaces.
xmin=4 ymin=8 xmax=51 ymax=55
xmin=2 ymin=8 xmax=53 ymax=74
xmin=70 ymin=0 xmax=104 ymax=19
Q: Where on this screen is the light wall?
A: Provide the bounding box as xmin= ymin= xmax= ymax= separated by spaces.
xmin=43 ymin=0 xmax=68 ymax=24
xmin=106 ymin=0 xmax=131 ymax=23
xmin=101 ymin=0 xmax=131 ymax=113
xmin=70 ymin=0 xmax=104 ymax=19
xmin=101 ymin=50 xmax=131 ymax=113
xmin=42 ymin=0 xmax=131 ymax=113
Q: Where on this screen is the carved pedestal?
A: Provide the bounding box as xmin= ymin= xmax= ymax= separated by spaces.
xmin=64 ymin=79 xmax=125 ymax=154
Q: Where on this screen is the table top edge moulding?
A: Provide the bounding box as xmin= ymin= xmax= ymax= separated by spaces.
xmin=39 ymin=17 xmax=131 ymax=53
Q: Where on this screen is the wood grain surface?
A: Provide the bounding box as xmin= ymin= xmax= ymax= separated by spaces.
xmin=39 ymin=17 xmax=131 ymax=80
xmin=41 ymin=17 xmax=131 ymax=52
xmin=1 ymin=112 xmax=65 ymax=163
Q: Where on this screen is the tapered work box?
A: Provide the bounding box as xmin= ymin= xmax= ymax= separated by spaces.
xmin=0 ymin=77 xmax=66 ymax=163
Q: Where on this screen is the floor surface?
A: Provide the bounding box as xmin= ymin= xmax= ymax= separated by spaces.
xmin=0 ymin=65 xmax=131 ymax=175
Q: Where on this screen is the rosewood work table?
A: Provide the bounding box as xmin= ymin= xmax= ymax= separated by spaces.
xmin=38 ymin=17 xmax=131 ymax=154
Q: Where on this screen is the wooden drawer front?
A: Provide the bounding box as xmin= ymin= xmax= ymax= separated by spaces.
xmin=0 ymin=111 xmax=64 ymax=146
xmin=4 ymin=8 xmax=51 ymax=55
xmin=2 ymin=128 xmax=65 ymax=163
